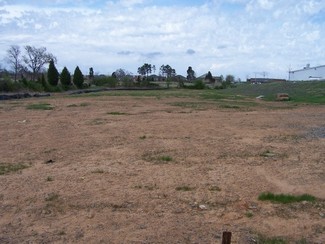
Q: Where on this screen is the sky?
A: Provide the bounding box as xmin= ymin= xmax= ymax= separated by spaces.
xmin=0 ymin=0 xmax=324 ymax=80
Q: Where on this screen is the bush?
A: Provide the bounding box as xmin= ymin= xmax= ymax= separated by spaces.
xmin=0 ymin=78 xmax=23 ymax=92
xmin=184 ymin=79 xmax=205 ymax=89
xmin=93 ymin=76 xmax=117 ymax=87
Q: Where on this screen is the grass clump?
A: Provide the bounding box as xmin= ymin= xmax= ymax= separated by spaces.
xmin=175 ymin=185 xmax=194 ymax=191
xmin=139 ymin=135 xmax=147 ymax=139
xmin=91 ymin=169 xmax=104 ymax=174
xmin=0 ymin=163 xmax=29 ymax=175
xmin=258 ymin=192 xmax=316 ymax=204
xmin=159 ymin=155 xmax=173 ymax=162
xmin=45 ymin=193 xmax=59 ymax=201
xmin=27 ymin=103 xmax=54 ymax=110
xmin=46 ymin=176 xmax=54 ymax=182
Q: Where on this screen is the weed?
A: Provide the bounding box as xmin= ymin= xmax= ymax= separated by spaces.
xmin=58 ymin=230 xmax=66 ymax=236
xmin=175 ymin=186 xmax=194 ymax=191
xmin=208 ymin=185 xmax=221 ymax=191
xmin=0 ymin=163 xmax=29 ymax=175
xmin=139 ymin=135 xmax=147 ymax=139
xmin=245 ymin=211 xmax=254 ymax=218
xmin=91 ymin=169 xmax=104 ymax=174
xmin=46 ymin=176 xmax=54 ymax=181
xmin=26 ymin=103 xmax=54 ymax=110
xmin=45 ymin=193 xmax=59 ymax=201
xmin=260 ymin=150 xmax=276 ymax=157
xmin=258 ymin=192 xmax=316 ymax=204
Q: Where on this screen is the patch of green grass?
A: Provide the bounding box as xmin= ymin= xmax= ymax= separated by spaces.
xmin=91 ymin=169 xmax=104 ymax=174
xmin=107 ymin=111 xmax=128 ymax=115
xmin=245 ymin=211 xmax=254 ymax=218
xmin=27 ymin=103 xmax=54 ymax=110
xmin=159 ymin=155 xmax=173 ymax=162
xmin=258 ymin=192 xmax=316 ymax=204
xmin=0 ymin=163 xmax=29 ymax=175
xmin=175 ymin=185 xmax=194 ymax=191
xmin=219 ymin=104 xmax=241 ymax=109
xmin=257 ymin=234 xmax=287 ymax=244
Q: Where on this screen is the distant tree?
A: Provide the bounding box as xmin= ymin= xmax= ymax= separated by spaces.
xmin=41 ymin=73 xmax=47 ymax=88
xmin=89 ymin=67 xmax=94 ymax=79
xmin=6 ymin=45 xmax=21 ymax=82
xmin=60 ymin=67 xmax=71 ymax=87
xmin=186 ymin=66 xmax=196 ymax=81
xmin=23 ymin=46 xmax=56 ymax=81
xmin=205 ymin=71 xmax=215 ymax=82
xmin=137 ymin=63 xmax=153 ymax=78
xmin=73 ymin=66 xmax=84 ymax=88
xmin=114 ymin=68 xmax=132 ymax=81
xmin=160 ymin=64 xmax=176 ymax=78
xmin=225 ymin=74 xmax=235 ymax=84
xmin=47 ymin=59 xmax=59 ymax=86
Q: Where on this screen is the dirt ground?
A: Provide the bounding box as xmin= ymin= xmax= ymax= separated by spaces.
xmin=0 ymin=93 xmax=324 ymax=243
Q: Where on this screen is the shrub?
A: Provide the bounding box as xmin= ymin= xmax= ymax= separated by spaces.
xmin=93 ymin=76 xmax=117 ymax=87
xmin=184 ymin=79 xmax=205 ymax=89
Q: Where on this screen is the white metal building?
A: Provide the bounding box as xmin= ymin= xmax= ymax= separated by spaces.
xmin=289 ymin=64 xmax=325 ymax=81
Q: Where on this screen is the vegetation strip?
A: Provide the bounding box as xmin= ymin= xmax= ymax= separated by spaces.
xmin=0 ymin=163 xmax=29 ymax=175
xmin=258 ymin=192 xmax=316 ymax=204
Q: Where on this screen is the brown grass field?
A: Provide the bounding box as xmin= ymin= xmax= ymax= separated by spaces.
xmin=0 ymin=90 xmax=324 ymax=243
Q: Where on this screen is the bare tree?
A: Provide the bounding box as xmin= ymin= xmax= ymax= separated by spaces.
xmin=6 ymin=45 xmax=21 ymax=82
xmin=23 ymin=45 xmax=56 ymax=81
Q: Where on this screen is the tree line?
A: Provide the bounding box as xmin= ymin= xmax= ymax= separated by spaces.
xmin=3 ymin=45 xmax=85 ymax=90
xmin=1 ymin=44 xmax=237 ymax=92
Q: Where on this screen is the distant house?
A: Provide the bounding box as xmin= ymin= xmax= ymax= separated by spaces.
xmin=289 ymin=64 xmax=325 ymax=81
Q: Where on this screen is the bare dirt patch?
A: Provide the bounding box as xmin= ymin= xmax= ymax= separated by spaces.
xmin=0 ymin=93 xmax=324 ymax=243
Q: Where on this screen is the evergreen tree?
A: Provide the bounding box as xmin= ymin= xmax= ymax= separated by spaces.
xmin=186 ymin=66 xmax=196 ymax=81
xmin=73 ymin=66 xmax=84 ymax=89
xmin=89 ymin=67 xmax=94 ymax=79
xmin=61 ymin=67 xmax=71 ymax=87
xmin=47 ymin=59 xmax=59 ymax=86
xmin=41 ymin=73 xmax=47 ymax=88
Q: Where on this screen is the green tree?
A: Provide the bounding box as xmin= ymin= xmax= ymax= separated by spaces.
xmin=205 ymin=71 xmax=214 ymax=82
xmin=73 ymin=66 xmax=84 ymax=88
xmin=225 ymin=74 xmax=234 ymax=84
xmin=89 ymin=67 xmax=94 ymax=79
xmin=137 ymin=63 xmax=153 ymax=78
xmin=47 ymin=59 xmax=59 ymax=86
xmin=186 ymin=66 xmax=196 ymax=81
xmin=60 ymin=67 xmax=71 ymax=87
xmin=160 ymin=64 xmax=176 ymax=78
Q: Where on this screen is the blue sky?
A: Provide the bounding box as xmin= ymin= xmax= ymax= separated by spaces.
xmin=1 ymin=0 xmax=325 ymax=79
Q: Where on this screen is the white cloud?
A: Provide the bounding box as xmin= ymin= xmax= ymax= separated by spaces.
xmin=0 ymin=0 xmax=324 ymax=79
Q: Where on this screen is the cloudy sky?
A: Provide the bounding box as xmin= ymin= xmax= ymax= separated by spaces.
xmin=0 ymin=0 xmax=324 ymax=80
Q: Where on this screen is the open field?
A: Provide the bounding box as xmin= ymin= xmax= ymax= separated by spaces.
xmin=0 ymin=88 xmax=324 ymax=243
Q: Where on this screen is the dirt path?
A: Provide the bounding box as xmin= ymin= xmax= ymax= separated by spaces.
xmin=0 ymin=95 xmax=324 ymax=243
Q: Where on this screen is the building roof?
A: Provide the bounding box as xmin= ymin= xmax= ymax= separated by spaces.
xmin=290 ymin=64 xmax=325 ymax=73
